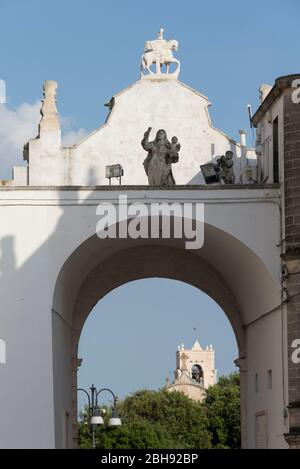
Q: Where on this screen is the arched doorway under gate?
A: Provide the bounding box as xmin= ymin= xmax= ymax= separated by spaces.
xmin=52 ymin=216 xmax=286 ymax=449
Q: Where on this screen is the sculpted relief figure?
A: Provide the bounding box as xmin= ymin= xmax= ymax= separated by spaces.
xmin=259 ymin=84 xmax=272 ymax=103
xmin=141 ymin=28 xmax=180 ymax=78
xmin=142 ymin=127 xmax=180 ymax=186
xmin=217 ymin=151 xmax=235 ymax=184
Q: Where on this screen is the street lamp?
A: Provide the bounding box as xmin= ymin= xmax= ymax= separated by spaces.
xmin=90 ymin=408 xmax=104 ymax=425
xmin=78 ymin=384 xmax=121 ymax=449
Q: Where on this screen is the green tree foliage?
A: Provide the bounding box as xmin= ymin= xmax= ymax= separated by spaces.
xmin=204 ymin=373 xmax=241 ymax=449
xmin=78 ymin=373 xmax=240 ymax=449
xmin=117 ymin=389 xmax=211 ymax=449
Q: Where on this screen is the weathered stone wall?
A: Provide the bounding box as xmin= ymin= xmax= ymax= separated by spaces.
xmin=283 ymin=85 xmax=300 ymax=446
xmin=284 ymin=87 xmax=300 ymax=246
xmin=167 ymin=383 xmax=206 ymax=402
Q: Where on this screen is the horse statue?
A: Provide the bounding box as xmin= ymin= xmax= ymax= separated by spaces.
xmin=140 ymin=29 xmax=180 ymax=77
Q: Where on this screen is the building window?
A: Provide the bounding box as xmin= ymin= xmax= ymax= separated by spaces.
xmin=273 ymin=117 xmax=279 ymax=183
xmin=0 ymin=339 xmax=6 ymax=364
xmin=255 ymin=373 xmax=258 ymax=393
xmin=268 ymin=369 xmax=272 ymax=390
xmin=255 ymin=412 xmax=268 ymax=449
xmin=262 ymin=136 xmax=270 ymax=181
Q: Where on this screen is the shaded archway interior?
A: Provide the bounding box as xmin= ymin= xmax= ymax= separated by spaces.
xmin=72 ymin=244 xmax=243 ymax=351
xmin=51 ymin=220 xmax=281 ymax=448
xmin=53 ymin=220 xmax=280 ymax=360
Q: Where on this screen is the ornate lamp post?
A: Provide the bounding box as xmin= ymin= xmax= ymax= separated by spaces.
xmin=78 ymin=385 xmax=121 ymax=449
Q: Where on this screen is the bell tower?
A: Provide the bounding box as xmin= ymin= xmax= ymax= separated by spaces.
xmin=166 ymin=340 xmax=217 ymax=402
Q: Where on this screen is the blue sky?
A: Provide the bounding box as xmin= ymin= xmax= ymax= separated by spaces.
xmin=78 ymin=279 xmax=237 ymax=408
xmin=1 ymin=0 xmax=299 ymax=142
xmin=0 ymin=0 xmax=299 ymax=408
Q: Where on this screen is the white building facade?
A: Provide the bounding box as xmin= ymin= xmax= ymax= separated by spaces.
xmin=0 ymin=30 xmax=299 ymax=449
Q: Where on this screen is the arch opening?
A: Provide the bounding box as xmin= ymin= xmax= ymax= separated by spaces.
xmin=76 ymin=277 xmax=238 ymax=448
xmin=77 ymin=278 xmax=237 ymax=404
xmin=51 ymin=219 xmax=280 ymax=448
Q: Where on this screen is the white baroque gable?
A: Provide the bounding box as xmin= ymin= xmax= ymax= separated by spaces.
xmin=25 ymin=78 xmax=246 ymax=186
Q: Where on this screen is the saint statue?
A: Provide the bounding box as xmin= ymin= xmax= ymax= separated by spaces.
xmin=141 ymin=28 xmax=180 ymax=77
xmin=141 ymin=127 xmax=180 ymax=186
xmin=216 ymin=151 xmax=235 ymax=184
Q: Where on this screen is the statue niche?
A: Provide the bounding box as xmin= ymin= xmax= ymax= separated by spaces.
xmin=141 ymin=127 xmax=180 ymax=186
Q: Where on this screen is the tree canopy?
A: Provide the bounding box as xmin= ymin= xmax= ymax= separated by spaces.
xmin=204 ymin=373 xmax=241 ymax=449
xmin=78 ymin=372 xmax=240 ymax=449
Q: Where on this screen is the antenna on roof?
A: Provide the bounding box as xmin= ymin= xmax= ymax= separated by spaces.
xmin=247 ymin=104 xmax=253 ymax=128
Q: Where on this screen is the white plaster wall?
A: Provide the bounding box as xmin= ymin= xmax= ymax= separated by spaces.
xmin=52 ymin=312 xmax=73 ymax=449
xmin=0 ymin=186 xmax=283 ymax=448
xmin=12 ymin=166 xmax=28 ymax=186
xmin=250 ymin=101 xmax=288 ymax=447
xmin=25 ymin=79 xmax=255 ymax=187
xmin=246 ymin=310 xmax=288 ymax=448
xmin=0 ymin=203 xmax=57 ymax=448
xmin=258 ymin=95 xmax=284 ymax=183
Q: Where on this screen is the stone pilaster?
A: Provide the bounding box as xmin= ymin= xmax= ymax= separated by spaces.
xmin=234 ymin=357 xmax=247 ymax=449
xmin=71 ymin=356 xmax=80 ymax=449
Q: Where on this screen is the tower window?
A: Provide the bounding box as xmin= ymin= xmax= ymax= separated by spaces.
xmin=192 ymin=364 xmax=204 ymax=385
xmin=268 ymin=369 xmax=272 ymax=390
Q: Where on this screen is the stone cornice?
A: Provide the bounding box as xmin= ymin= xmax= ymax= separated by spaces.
xmin=0 ymin=183 xmax=280 ymax=191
